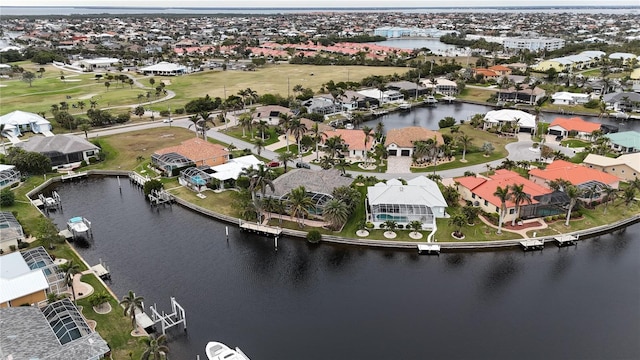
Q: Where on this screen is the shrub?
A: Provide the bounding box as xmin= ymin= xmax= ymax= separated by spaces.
xmin=174 ymin=108 xmax=185 ymax=114
xmin=397 ymin=224 xmax=404 ymax=229
xmin=0 ymin=188 xmax=15 ymax=207
xmin=79 ymin=160 xmax=87 ymax=168
xmin=438 ymin=116 xmax=456 ymax=129
xmin=9 ymin=245 xmax=16 ymax=252
xmin=365 ymin=222 xmax=374 ymax=229
xmin=306 ymin=230 xmax=321 ymax=243
xmin=18 ymin=241 xmax=29 ymax=249
xmin=545 ymin=216 xmax=553 ymax=222
xmin=143 ymin=179 xmax=163 ymax=197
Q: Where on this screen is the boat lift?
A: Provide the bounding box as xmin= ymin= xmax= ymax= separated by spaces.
xmin=138 ymin=297 xmax=187 ymax=335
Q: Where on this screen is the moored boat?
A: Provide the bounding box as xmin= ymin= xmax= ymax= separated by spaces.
xmin=205 ymin=341 xmax=251 ymax=360
xmin=67 ymin=216 xmax=91 ymax=235
xmin=423 ymin=96 xmax=438 ymax=105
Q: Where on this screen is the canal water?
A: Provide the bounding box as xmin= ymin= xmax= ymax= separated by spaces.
xmin=48 ymin=177 xmax=639 ymax=360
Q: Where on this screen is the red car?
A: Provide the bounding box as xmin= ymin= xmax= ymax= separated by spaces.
xmin=267 ymin=161 xmax=280 ymax=168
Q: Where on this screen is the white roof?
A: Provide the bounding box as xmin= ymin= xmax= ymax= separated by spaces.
xmin=81 ymin=57 xmax=119 ymax=65
xmin=484 ymin=109 xmax=536 ymax=128
xmin=584 ymin=153 xmax=640 ymax=173
xmin=552 ymin=92 xmax=590 ymax=100
xmin=0 ymin=110 xmax=50 ymax=127
xmin=367 ymin=176 xmax=447 ymax=207
xmin=609 ymin=52 xmax=637 ymax=60
xmin=139 ymin=61 xmax=186 ymax=72
xmin=0 ymin=164 xmax=16 ymax=172
xmin=210 ymin=155 xmax=263 ymax=181
xmin=357 ymin=89 xmax=383 ymax=99
xmin=0 ymin=252 xmax=49 ymax=304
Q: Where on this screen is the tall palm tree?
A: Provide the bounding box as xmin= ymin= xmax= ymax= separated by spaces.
xmin=322 ymin=199 xmax=349 ymax=230
xmin=238 ymin=113 xmax=253 ymax=138
xmin=243 ymin=164 xmax=275 ymax=221
xmin=335 ymin=158 xmax=349 ymax=175
xmin=59 ymin=260 xmax=81 ymax=302
xmin=493 ymin=186 xmax=511 ymax=234
xmin=602 ymin=186 xmax=617 ymax=214
xmin=509 ymin=183 xmax=531 ymax=226
xmin=310 ymin=122 xmax=326 ymax=161
xmin=277 ymin=151 xmax=295 ymax=173
xmin=288 ymin=186 xmax=314 ymax=228
xmin=141 ymin=333 xmax=170 ymax=360
xmin=278 ymin=113 xmax=294 ymax=151
xmin=288 ymin=118 xmax=308 ymax=159
xmin=188 ymin=115 xmax=200 ymax=137
xmin=256 ymin=119 xmax=269 ymax=141
xmin=253 ymin=138 xmax=266 ymax=156
xmin=374 ymin=121 xmax=385 ymax=142
xmin=408 ymin=220 xmax=423 ymax=234
xmin=362 ymin=126 xmax=374 ymax=164
xmin=120 ymin=290 xmax=144 ymax=332
xmin=324 ymin=135 xmax=346 ymax=160
xmin=623 ymin=187 xmax=636 ymax=207
xmin=0 ymin=124 xmax=7 ymax=154
xmin=457 ymin=133 xmax=472 ymax=161
xmin=564 ymin=185 xmax=583 ymax=226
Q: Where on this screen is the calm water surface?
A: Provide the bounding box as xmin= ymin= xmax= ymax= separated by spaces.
xmin=47 ymin=178 xmax=640 ymax=360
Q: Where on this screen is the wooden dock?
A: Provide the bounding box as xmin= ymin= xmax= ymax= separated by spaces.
xmin=239 ymin=220 xmax=282 ymax=236
xmin=90 ymin=259 xmax=111 ymax=281
xmin=61 ymin=171 xmax=89 ymax=181
xmin=417 ymin=244 xmax=441 ymax=255
xmin=129 ymin=172 xmax=150 ymax=187
xmin=554 ymin=234 xmax=578 ymax=247
xmin=520 ymin=239 xmax=544 ymax=251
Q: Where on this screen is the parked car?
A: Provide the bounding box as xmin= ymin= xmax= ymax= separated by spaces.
xmin=267 ymin=161 xmax=280 ymax=168
xmin=162 ymin=118 xmax=173 ymax=123
xmin=296 ymin=162 xmax=311 ymax=169
xmin=555 ymin=135 xmax=563 ymax=142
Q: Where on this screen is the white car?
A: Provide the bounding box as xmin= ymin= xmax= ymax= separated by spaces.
xmin=162 ymin=118 xmax=173 ymax=123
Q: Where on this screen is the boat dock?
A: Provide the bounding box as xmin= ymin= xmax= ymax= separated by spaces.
xmin=34 ymin=191 xmax=61 ymax=211
xmin=129 ymin=172 xmax=150 ymax=187
xmin=61 ymin=171 xmax=89 ymax=181
xmin=90 ymin=259 xmax=111 ymax=281
xmin=135 ymin=297 xmax=187 ymax=335
xmin=148 ymin=189 xmax=174 ymax=207
xmin=554 ymin=234 xmax=578 ymax=247
xmin=520 ymin=239 xmax=544 ymax=251
xmin=417 ymin=244 xmax=441 ymax=255
xmin=239 ymin=220 xmax=282 ymax=237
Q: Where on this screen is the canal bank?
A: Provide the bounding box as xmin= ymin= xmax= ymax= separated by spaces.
xmin=31 ymin=172 xmax=640 ymax=252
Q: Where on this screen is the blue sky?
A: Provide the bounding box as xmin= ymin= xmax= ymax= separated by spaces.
xmin=10 ymin=0 xmax=640 ymax=7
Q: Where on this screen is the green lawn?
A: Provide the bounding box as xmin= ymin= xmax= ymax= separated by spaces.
xmin=561 ymin=139 xmax=590 ymax=148
xmin=434 ymin=217 xmax=523 ymax=242
xmin=221 ymin=125 xmax=280 ymax=146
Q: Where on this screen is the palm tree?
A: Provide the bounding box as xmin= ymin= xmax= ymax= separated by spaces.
xmin=277 ymin=151 xmax=295 ymax=173
xmin=493 ymin=186 xmax=511 ymax=234
xmin=120 ymin=290 xmax=144 ymax=332
xmin=310 ymin=122 xmax=326 ymax=161
xmin=457 ymin=133 xmax=472 ymax=161
xmin=322 ymin=199 xmax=349 ymax=230
xmin=288 ymin=186 xmax=314 ymax=228
xmin=335 ymin=158 xmax=349 ymax=175
xmin=564 ymin=185 xmax=583 ymax=226
xmin=408 ymin=220 xmax=423 ymax=234
xmin=278 ymin=113 xmax=294 ymax=152
xmin=141 ymin=333 xmax=170 ymax=360
xmin=382 ymin=220 xmax=397 ymax=233
xmin=188 ymin=115 xmax=200 ymax=137
xmin=256 ymin=120 xmax=269 ymax=141
xmin=362 ymin=126 xmax=374 ymax=164
xmin=324 ymin=135 xmax=346 ymax=160
xmin=449 ymin=213 xmax=467 ymax=238
xmin=0 ymin=124 xmax=7 ymax=154
xmin=509 ymin=183 xmax=531 ymax=226
xmin=374 ymin=121 xmax=385 ymax=142
xmin=319 ymin=155 xmax=335 ymax=170
xmin=253 ymin=138 xmax=266 ymax=156
xmin=238 ymin=113 xmax=253 ymax=138
xmin=244 ymin=164 xmax=275 ymax=221
xmin=59 ymin=260 xmax=81 ymax=302
xmin=288 ymin=118 xmax=308 ymax=159
xmin=623 ymin=186 xmax=636 ymax=207
xmin=602 ymin=186 xmax=617 ymax=214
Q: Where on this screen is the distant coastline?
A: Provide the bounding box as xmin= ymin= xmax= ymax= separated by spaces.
xmin=1 ymin=6 xmax=638 ymax=16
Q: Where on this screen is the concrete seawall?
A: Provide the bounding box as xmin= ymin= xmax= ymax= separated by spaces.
xmin=30 ymin=173 xmax=640 ymax=252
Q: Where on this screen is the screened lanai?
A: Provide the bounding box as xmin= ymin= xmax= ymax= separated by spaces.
xmin=0 ymin=211 xmax=24 ymax=252
xmin=0 ymin=164 xmax=21 ymax=189
xmin=151 ymin=152 xmax=195 ymax=176
xmin=43 ymin=298 xmax=93 ymax=345
xmin=179 ymin=166 xmax=213 ymax=191
xmin=22 ymin=246 xmax=67 ymax=296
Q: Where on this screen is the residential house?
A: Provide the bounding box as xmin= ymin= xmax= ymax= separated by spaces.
xmin=602 ymin=92 xmax=640 ymax=112
xmin=154 ymin=138 xmax=229 ymax=167
xmin=366 ymin=176 xmax=448 ymax=230
xmin=384 ymin=127 xmax=444 ymax=157
xmin=604 ymin=131 xmax=640 ymax=153
xmin=551 ymin=91 xmax=591 ymax=105
xmin=548 ymin=117 xmax=602 ymax=139
xmin=387 ymin=80 xmax=429 ymax=99
xmin=483 ymin=109 xmax=536 ymax=133
xmin=323 ymin=128 xmax=375 ymax=159
xmin=303 ymin=97 xmax=341 ymax=116
xmin=208 ymin=155 xmax=264 ymax=189
xmin=0 ymin=298 xmax=110 ymax=359
xmin=0 ymin=110 xmax=52 ymax=138
xmin=583 ymin=153 xmax=640 ymax=181
xmin=77 ymin=57 xmax=120 ymax=71
xmin=421 ymin=78 xmax=458 ymax=96
xmin=151 ymin=152 xmax=195 ymax=176
xmin=456 ymin=169 xmax=560 ymax=222
xmin=488 ymin=65 xmax=512 ymax=76
xmin=252 ymin=105 xmax=293 ymax=125
xmin=0 ymin=212 xmax=24 ymax=253
xmin=356 ymin=88 xmax=404 ymax=104
xmin=497 ymin=84 xmax=546 ymax=105
xmin=0 ymin=251 xmax=49 ymax=307
xmin=16 ymin=135 xmax=100 ymax=170
xmin=472 ymin=68 xmax=500 ymax=80
xmin=529 ymin=160 xmax=620 ymax=201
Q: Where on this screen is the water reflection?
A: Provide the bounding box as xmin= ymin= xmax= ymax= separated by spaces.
xmin=480 ymin=255 xmax=522 ymax=298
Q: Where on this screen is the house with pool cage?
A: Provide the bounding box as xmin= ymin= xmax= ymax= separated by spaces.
xmin=366 ymin=176 xmax=448 ymax=230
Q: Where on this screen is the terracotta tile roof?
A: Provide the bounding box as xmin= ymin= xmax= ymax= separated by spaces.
xmin=456 ymin=170 xmax=551 ymax=207
xmin=489 ymin=65 xmax=512 ymax=72
xmin=473 ymin=68 xmax=498 ymax=77
xmin=156 ymin=138 xmax=228 ymax=166
xmin=325 ymin=129 xmax=374 ymax=151
xmin=529 ymin=160 xmax=619 ymax=186
xmin=384 ymin=127 xmax=444 ymax=148
xmin=549 ymin=117 xmax=601 ymax=133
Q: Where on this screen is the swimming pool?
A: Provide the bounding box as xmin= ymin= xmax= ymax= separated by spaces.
xmin=375 ymin=214 xmax=408 ymax=222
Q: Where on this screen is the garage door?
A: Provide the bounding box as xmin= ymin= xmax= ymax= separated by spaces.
xmin=389 ymin=150 xmax=397 ymax=156
xmin=401 ymin=149 xmax=411 ymax=156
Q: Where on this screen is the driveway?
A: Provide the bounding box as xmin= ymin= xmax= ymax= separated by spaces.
xmin=386 ymin=156 xmax=412 ymax=174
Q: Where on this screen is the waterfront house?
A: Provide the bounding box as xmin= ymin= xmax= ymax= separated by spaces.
xmin=303 ymin=97 xmax=341 ymax=116
xmin=583 ymin=153 xmax=640 ymax=182
xmin=548 ymin=117 xmax=601 ymax=139
xmin=209 ymin=155 xmax=264 ymax=189
xmin=384 ymin=127 xmax=444 ymax=157
xmin=387 ymin=80 xmax=429 ymax=99
xmin=488 ymin=65 xmax=512 ymax=76
xmin=0 ymin=164 xmax=21 ymax=190
xmin=356 ymin=88 xmax=404 ymax=104
xmin=551 ymin=91 xmax=591 ymax=105
xmin=602 ymin=92 xmax=640 ymax=113
xmin=529 ymin=160 xmax=619 ymax=202
xmin=151 ymin=152 xmax=196 ymax=176
xmin=456 ymin=170 xmax=558 ymax=223
xmin=268 ymin=169 xmax=352 ymax=217
xmin=155 ymin=138 xmax=229 ymax=167
xmin=604 ymin=131 xmax=640 ymax=153
xmin=16 ymin=134 xmax=100 ymax=170
xmin=497 ymin=84 xmax=546 ymax=105
xmin=366 ymin=176 xmax=447 ymax=230
xmin=0 ymin=298 xmax=110 ymax=359
xmin=0 ymin=251 xmax=48 ymax=307
xmin=483 ymin=109 xmax=536 ymax=133
xmin=421 ymin=78 xmax=459 ymax=96
xmin=0 ymin=110 xmax=52 ymax=138
xmin=323 ymin=128 xmax=375 ymax=159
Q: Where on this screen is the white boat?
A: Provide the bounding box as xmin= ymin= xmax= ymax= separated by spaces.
xmin=423 ymin=96 xmax=438 ymax=105
xmin=67 ymin=216 xmax=90 ymax=234
xmin=205 ymin=341 xmax=251 ymax=360
xmin=398 ymin=102 xmax=411 ymax=111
